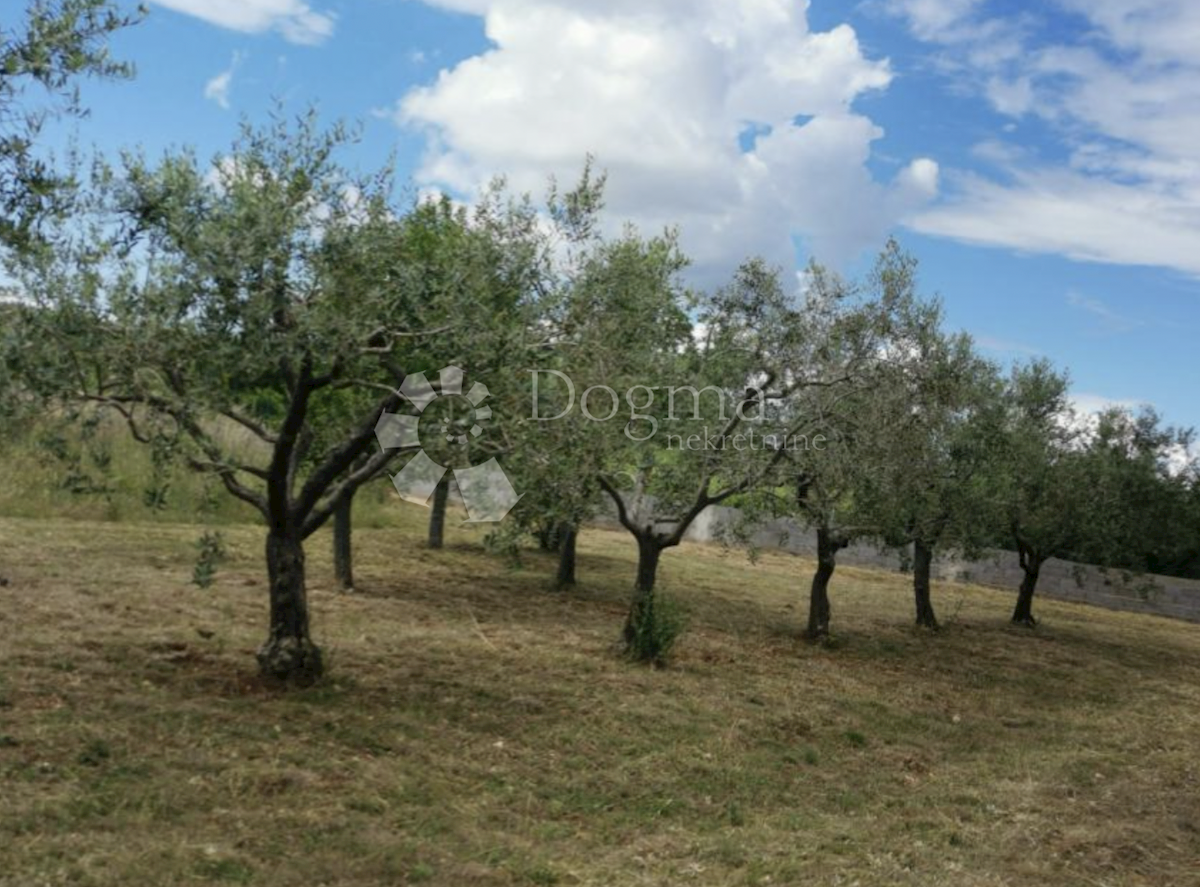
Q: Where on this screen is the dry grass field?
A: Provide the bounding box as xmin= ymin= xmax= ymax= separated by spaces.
xmin=1 ymin=503 xmax=1198 ymax=886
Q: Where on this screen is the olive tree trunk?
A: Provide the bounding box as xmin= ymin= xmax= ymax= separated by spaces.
xmin=807 ymin=527 xmax=848 ymax=639
xmin=258 ymin=530 xmax=323 ymax=682
xmin=913 ymin=538 xmax=939 ymax=629
xmin=623 ymin=536 xmax=663 ymax=647
xmin=1012 ymin=545 xmax=1044 ymax=627
xmin=428 ymin=478 xmax=450 ymax=550
xmin=555 ymin=523 xmax=577 ymax=590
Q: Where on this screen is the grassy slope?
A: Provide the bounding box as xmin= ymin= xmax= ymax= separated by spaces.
xmin=1 ymin=504 xmax=1198 ymax=887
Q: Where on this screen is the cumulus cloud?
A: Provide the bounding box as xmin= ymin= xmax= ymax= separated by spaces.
xmin=890 ymin=0 xmax=1200 ymax=277
xmin=151 ymin=0 xmax=335 ymax=45
xmin=396 ymin=0 xmax=938 ymax=282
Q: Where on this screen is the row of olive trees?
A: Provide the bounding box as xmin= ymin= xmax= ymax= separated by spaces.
xmin=7 ymin=109 xmax=1197 ymax=678
xmin=3 ymin=2 xmax=1196 ymax=680
xmin=457 ymin=173 xmax=1198 ymax=657
xmin=782 ymin=340 xmax=1197 ymax=636
xmin=504 ymin=222 xmax=1198 ymax=654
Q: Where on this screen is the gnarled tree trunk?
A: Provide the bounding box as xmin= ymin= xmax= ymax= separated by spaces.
xmin=258 ymin=531 xmax=323 ymax=682
xmin=332 ymin=494 xmax=353 ymax=592
xmin=428 ymin=477 xmax=450 ymax=550
xmin=1012 ymin=544 xmax=1044 ymax=627
xmin=807 ymin=527 xmax=848 ymax=639
xmin=555 ymin=523 xmax=577 ymax=590
xmin=913 ymin=538 xmax=939 ymax=629
xmin=624 ymin=535 xmax=663 ymax=648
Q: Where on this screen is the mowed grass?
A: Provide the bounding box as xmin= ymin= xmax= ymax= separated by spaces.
xmin=1 ymin=504 xmax=1199 ymax=887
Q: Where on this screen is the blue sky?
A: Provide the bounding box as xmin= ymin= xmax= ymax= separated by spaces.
xmin=49 ymin=0 xmax=1200 ymax=430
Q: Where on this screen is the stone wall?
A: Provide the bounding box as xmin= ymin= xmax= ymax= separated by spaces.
xmin=649 ymin=503 xmax=1200 ymax=623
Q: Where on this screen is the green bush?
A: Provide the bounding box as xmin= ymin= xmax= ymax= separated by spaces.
xmin=625 ymin=592 xmax=688 ymax=666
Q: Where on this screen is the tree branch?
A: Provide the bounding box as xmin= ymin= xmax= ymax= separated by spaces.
xmin=598 ymin=474 xmax=641 ymax=537
xmin=219 ymin=408 xmax=278 ymax=444
xmin=300 ymin=447 xmax=398 ymax=539
xmin=293 ymin=386 xmax=404 ymax=523
xmin=185 ymin=456 xmax=269 ymax=516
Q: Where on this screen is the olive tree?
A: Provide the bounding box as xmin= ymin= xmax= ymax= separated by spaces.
xmin=1 ymin=0 xmax=140 ymax=531
xmin=496 ymin=172 xmax=679 ymax=590
xmin=997 ymin=360 xmax=1103 ymax=626
xmin=855 ymin=249 xmax=1004 ymax=629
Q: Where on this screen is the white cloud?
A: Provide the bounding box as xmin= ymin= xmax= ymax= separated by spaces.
xmin=204 ymin=70 xmax=232 ymax=109
xmin=398 ymin=0 xmax=938 ymax=282
xmin=1055 ymin=0 xmax=1200 ymax=66
xmin=1165 ymin=442 xmax=1198 ymax=477
xmin=984 ymin=75 xmax=1033 ymax=116
xmin=203 ymin=53 xmax=242 ymax=110
xmin=913 ymin=166 xmax=1200 ymax=277
xmin=891 ymin=0 xmax=1200 ymax=277
xmin=150 ymin=0 xmax=335 ymax=45
xmin=969 ymin=139 xmax=1024 ymax=166
xmin=881 ymin=0 xmax=986 ymax=41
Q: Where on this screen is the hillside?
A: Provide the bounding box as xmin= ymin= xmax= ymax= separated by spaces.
xmin=1 ymin=508 xmax=1198 ymax=887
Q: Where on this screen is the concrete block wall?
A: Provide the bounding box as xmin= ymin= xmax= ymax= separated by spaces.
xmin=617 ymin=501 xmax=1200 ymax=623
